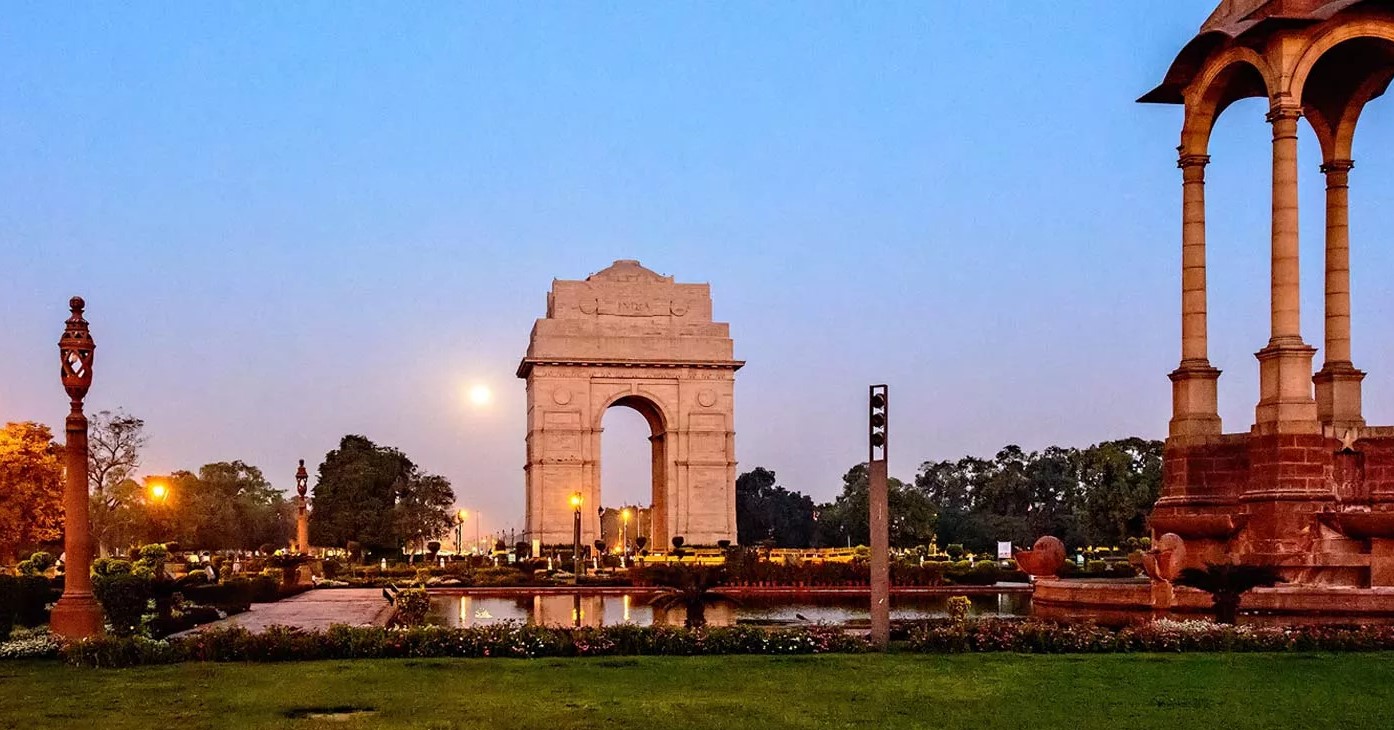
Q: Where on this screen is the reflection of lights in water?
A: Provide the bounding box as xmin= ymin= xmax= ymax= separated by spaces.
xmin=623 ymin=594 xmax=631 ymax=623
xmin=475 ymin=609 xmax=493 ymax=619
xmin=459 ymin=597 xmax=472 ymax=628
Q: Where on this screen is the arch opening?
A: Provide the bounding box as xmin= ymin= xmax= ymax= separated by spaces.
xmin=1184 ymin=60 xmax=1270 ymax=155
xmin=1300 ymin=36 xmax=1394 ymax=159
xmin=599 ymin=395 xmax=667 ymax=555
xmin=1201 ymin=96 xmax=1279 ymax=431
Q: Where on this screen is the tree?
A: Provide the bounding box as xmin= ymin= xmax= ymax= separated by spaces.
xmin=814 ymin=463 xmax=936 ymax=549
xmin=0 ymin=422 xmax=64 ymax=565
xmin=91 ymin=478 xmax=148 ymax=555
xmin=1075 ymin=438 xmax=1163 ymax=546
xmin=736 ymin=467 xmax=816 ymax=547
xmin=912 ymin=438 xmax=1163 ymax=552
xmin=88 ymin=409 xmax=147 ymax=496
xmin=161 ymin=462 xmax=292 ymax=550
xmin=87 ymin=409 xmax=148 ymax=556
xmin=310 ymin=435 xmax=455 ymax=554
xmin=393 ymin=473 xmax=455 ymax=557
xmin=648 ymin=565 xmax=732 ymax=628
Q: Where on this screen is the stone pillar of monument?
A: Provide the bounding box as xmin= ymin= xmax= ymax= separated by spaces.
xmin=1254 ymin=102 xmax=1317 ymax=434
xmin=1169 ymin=151 xmax=1222 ymax=438
xmin=1313 ymin=158 xmax=1365 ymax=432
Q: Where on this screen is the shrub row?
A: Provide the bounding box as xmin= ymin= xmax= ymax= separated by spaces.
xmin=660 ymin=558 xmax=1013 ymax=587
xmin=61 ymin=623 xmax=869 ymax=667
xmin=0 ymin=575 xmax=55 ymax=639
xmin=906 ymin=618 xmax=1394 ymax=653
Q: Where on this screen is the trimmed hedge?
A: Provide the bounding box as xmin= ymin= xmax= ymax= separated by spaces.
xmin=92 ymin=573 xmax=151 ymax=637
xmin=0 ymin=575 xmax=55 ymax=631
xmin=60 ymin=623 xmax=869 ymax=667
xmin=906 ymin=618 xmax=1394 ymax=654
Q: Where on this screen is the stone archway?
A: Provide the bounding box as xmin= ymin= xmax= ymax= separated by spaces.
xmin=519 ymin=260 xmax=742 ymax=549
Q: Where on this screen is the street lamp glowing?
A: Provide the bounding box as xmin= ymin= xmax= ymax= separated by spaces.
xmin=570 ymin=492 xmax=583 ymax=583
xmin=622 ymin=508 xmax=632 ymax=523
xmin=456 ymin=509 xmax=467 ymax=524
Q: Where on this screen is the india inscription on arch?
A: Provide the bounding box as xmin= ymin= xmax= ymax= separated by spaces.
xmin=518 ymin=260 xmax=743 ymax=548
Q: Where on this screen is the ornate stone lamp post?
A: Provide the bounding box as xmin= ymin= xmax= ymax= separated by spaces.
xmin=295 ymin=459 xmax=310 ymax=554
xmin=50 ymin=297 xmax=104 ymax=639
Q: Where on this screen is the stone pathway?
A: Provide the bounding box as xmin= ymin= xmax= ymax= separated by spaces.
xmin=181 ymin=588 xmax=392 ymax=634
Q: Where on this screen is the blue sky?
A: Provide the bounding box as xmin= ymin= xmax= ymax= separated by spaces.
xmin=3 ymin=2 xmax=1392 ymax=537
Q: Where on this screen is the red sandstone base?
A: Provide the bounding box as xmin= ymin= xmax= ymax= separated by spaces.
xmin=1033 ymin=577 xmax=1394 ymax=625
xmin=49 ymin=593 xmax=105 ymax=640
xmin=1036 ymin=427 xmax=1394 ymax=624
xmin=1154 ymin=428 xmax=1394 ymax=587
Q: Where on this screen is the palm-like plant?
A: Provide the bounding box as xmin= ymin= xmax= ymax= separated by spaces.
xmin=1174 ymin=563 xmax=1285 ymax=624
xmin=648 ymin=565 xmax=734 ymax=628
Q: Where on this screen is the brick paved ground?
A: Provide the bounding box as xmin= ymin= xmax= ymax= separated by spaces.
xmin=181 ymin=588 xmax=392 ymax=634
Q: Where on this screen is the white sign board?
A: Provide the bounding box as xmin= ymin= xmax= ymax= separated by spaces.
xmin=996 ymin=541 xmax=1012 ymax=560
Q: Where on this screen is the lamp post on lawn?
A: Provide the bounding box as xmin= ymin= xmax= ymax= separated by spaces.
xmin=570 ymin=492 xmax=583 ymax=584
xmin=622 ymin=508 xmax=632 ymax=566
xmin=295 ymin=459 xmax=310 ymax=554
xmin=454 ymin=510 xmax=466 ymax=558
xmin=50 ymin=297 xmax=104 ymax=639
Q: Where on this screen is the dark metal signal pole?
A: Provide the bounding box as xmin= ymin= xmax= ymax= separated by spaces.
xmin=868 ymin=384 xmax=890 ymax=649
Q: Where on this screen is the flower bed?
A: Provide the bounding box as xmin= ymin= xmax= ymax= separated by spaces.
xmin=0 ymin=627 xmax=60 ymax=660
xmin=60 ymin=623 xmax=868 ymax=667
xmin=905 ymin=618 xmax=1394 ymax=653
xmin=37 ymin=618 xmax=1394 ymax=667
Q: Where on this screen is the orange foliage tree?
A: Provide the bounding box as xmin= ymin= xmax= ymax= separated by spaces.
xmin=0 ymin=422 xmax=64 ymax=565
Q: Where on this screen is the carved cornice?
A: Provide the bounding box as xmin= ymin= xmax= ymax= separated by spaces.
xmin=518 ymin=358 xmax=745 ymax=378
xmin=1266 ymin=102 xmax=1303 ymax=125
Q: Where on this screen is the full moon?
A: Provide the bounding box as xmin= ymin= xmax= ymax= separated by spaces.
xmin=467 ymin=384 xmax=492 ymax=407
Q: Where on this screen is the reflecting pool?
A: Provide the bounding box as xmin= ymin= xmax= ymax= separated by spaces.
xmin=425 ymin=592 xmax=1030 ymax=628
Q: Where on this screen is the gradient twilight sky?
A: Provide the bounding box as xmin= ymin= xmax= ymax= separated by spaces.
xmin=3 ymin=2 xmax=1393 ymax=537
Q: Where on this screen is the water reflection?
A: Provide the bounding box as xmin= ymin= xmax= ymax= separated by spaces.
xmin=426 ymin=592 xmax=1030 ymax=628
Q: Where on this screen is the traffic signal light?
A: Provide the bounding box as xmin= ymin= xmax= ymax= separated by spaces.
xmin=869 ymin=385 xmax=888 ymax=461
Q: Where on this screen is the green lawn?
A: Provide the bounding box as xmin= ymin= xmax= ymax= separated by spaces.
xmin=1 ymin=652 xmax=1388 ymax=729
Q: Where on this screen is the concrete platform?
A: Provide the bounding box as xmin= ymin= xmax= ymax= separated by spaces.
xmin=179 ymin=588 xmax=393 ymax=634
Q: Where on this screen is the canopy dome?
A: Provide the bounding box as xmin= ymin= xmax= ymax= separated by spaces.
xmin=1141 ymin=0 xmax=1378 ymax=103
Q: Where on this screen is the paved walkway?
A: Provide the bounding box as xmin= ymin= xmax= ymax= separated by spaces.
xmin=181 ymin=588 xmax=393 ymax=634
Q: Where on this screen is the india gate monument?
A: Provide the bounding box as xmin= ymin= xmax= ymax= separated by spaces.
xmin=518 ymin=260 xmax=742 ymax=548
